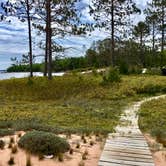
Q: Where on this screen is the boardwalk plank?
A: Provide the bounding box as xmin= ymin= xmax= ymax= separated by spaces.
xmin=97 ymin=96 xmax=166 ymax=166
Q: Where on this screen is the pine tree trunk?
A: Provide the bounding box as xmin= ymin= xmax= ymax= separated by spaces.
xmin=152 ymin=21 xmax=155 ymax=53
xmin=161 ymin=4 xmax=164 ymax=66
xmin=44 ymin=22 xmax=48 ymax=77
xmin=26 ymin=0 xmax=33 ymax=77
xmin=46 ymin=0 xmax=52 ymax=80
xmin=111 ymin=0 xmax=115 ymax=66
xmin=140 ymin=32 xmax=145 ymax=67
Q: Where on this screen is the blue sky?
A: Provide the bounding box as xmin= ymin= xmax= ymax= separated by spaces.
xmin=0 ymin=0 xmax=151 ymax=70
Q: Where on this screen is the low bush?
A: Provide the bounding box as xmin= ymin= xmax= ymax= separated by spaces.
xmin=102 ymin=67 xmax=121 ymax=84
xmin=18 ymin=131 xmax=70 ymax=155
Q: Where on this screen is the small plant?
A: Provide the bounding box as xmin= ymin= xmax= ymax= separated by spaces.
xmin=92 ymin=68 xmax=98 ymax=76
xmin=8 ymin=156 xmax=15 ymax=165
xmin=81 ymin=135 xmax=85 ymax=140
xmin=96 ymin=136 xmax=103 ymax=142
xmin=58 ymin=153 xmax=64 ymax=162
xmin=66 ymin=132 xmax=71 ymax=139
xmin=17 ymin=133 xmax=22 ymax=138
xmin=83 ymin=138 xmax=87 ymax=144
xmin=78 ymin=160 xmax=85 ymax=166
xmin=26 ymin=155 xmax=32 ymax=166
xmin=69 ymin=148 xmax=74 ymax=155
xmin=10 ymin=137 xmax=15 ymax=144
xmin=8 ymin=143 xmax=13 ymax=149
xmin=82 ymin=152 xmax=87 ymax=160
xmin=0 ymin=140 xmax=5 ymax=149
xmin=90 ymin=140 xmax=94 ymax=146
xmin=102 ymin=67 xmax=121 ymax=84
xmin=84 ymin=149 xmax=88 ymax=155
xmin=38 ymin=154 xmax=44 ymax=160
xmin=11 ymin=145 xmax=18 ymax=154
xmin=76 ymin=142 xmax=80 ymax=149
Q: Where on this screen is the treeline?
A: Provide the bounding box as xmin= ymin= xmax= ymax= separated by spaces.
xmin=7 ymin=38 xmax=166 ymax=73
xmin=1 ymin=0 xmax=166 ymax=78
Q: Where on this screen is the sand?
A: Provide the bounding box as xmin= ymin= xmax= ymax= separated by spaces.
xmin=0 ymin=132 xmax=104 ymax=166
xmin=144 ymin=134 xmax=166 ymax=166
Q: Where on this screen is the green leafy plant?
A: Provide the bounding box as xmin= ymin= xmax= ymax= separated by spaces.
xmin=18 ymin=131 xmax=70 ymax=155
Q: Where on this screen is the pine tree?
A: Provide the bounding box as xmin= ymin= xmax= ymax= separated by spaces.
xmin=90 ymin=0 xmax=140 ymax=66
xmin=0 ymin=0 xmax=36 ymax=77
xmin=133 ymin=21 xmax=149 ymax=67
xmin=34 ymin=0 xmax=87 ymax=79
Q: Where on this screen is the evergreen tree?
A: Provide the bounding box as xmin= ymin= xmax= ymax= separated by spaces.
xmin=34 ymin=0 xmax=87 ymax=79
xmin=0 ymin=0 xmax=36 ymax=77
xmin=133 ymin=21 xmax=149 ymax=67
xmin=90 ymin=0 xmax=140 ymax=66
xmin=153 ymin=0 xmax=166 ymax=65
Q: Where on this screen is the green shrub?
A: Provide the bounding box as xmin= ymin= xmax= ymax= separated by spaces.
xmin=0 ymin=140 xmax=5 ymax=149
xmin=102 ymin=67 xmax=121 ymax=84
xmin=119 ymin=62 xmax=128 ymax=75
xmin=18 ymin=131 xmax=70 ymax=155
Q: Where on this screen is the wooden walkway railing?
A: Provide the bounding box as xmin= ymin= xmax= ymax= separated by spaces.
xmin=99 ymin=96 xmax=166 ymax=166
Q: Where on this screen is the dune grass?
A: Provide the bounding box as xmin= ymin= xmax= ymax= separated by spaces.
xmin=139 ymin=97 xmax=166 ymax=146
xmin=0 ymin=73 xmax=166 ymax=134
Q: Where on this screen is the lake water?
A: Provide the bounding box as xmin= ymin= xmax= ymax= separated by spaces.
xmin=0 ymin=72 xmax=64 ymax=80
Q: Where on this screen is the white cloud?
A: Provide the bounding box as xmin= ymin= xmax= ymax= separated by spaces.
xmin=0 ymin=0 xmax=151 ymax=69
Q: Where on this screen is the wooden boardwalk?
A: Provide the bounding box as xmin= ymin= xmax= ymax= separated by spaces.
xmin=99 ymin=95 xmax=166 ymax=166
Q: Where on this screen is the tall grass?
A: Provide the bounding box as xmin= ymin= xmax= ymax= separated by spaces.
xmin=139 ymin=97 xmax=166 ymax=146
xmin=0 ymin=74 xmax=165 ymax=134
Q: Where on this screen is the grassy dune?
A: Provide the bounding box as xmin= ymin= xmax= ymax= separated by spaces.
xmin=0 ymin=73 xmax=166 ymax=134
xmin=139 ymin=97 xmax=166 ymax=146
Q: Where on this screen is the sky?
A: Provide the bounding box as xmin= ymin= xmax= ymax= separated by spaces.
xmin=0 ymin=0 xmax=151 ymax=70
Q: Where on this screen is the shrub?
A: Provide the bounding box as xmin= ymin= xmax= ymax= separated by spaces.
xmin=0 ymin=140 xmax=5 ymax=149
xmin=18 ymin=131 xmax=70 ymax=155
xmin=119 ymin=62 xmax=128 ymax=75
xmin=102 ymin=67 xmax=121 ymax=84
